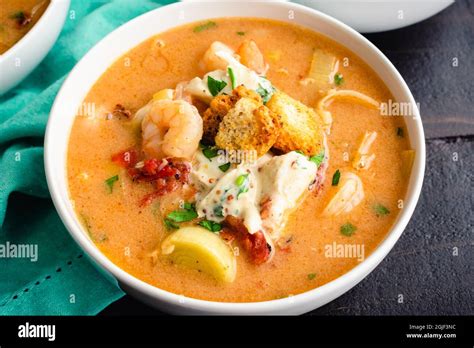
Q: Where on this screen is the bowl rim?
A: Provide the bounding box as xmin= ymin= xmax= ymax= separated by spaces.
xmin=0 ymin=0 xmax=66 ymax=60
xmin=45 ymin=0 xmax=426 ymax=314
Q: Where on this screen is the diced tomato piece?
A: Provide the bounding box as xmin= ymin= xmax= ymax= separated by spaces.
xmin=111 ymin=148 xmax=191 ymax=206
xmin=112 ymin=149 xmax=139 ymax=168
xmin=135 ymin=158 xmax=191 ymax=206
xmin=245 ymin=231 xmax=270 ymax=265
xmin=142 ymin=158 xmax=159 ymax=174
xmin=224 ymin=217 xmax=271 ymax=265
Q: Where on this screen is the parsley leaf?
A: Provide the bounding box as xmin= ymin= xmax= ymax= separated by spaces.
xmin=219 ymin=162 xmax=231 ymax=172
xmin=228 ymin=67 xmax=236 ymax=89
xmin=373 ymin=204 xmax=390 ymax=216
xmin=332 ymin=170 xmax=341 ymax=186
xmin=164 ymin=218 xmax=179 ymax=230
xmin=105 ymin=175 xmax=119 ymax=193
xmin=310 ymin=150 xmax=325 ymax=167
xmin=193 ymin=21 xmax=217 ymax=33
xmin=334 ymin=73 xmax=344 ymax=86
xmin=235 ymin=173 xmax=248 ymax=186
xmin=397 ymin=127 xmax=404 ymax=137
xmin=207 ymin=76 xmax=227 ymax=96
xmin=166 ymin=204 xmax=198 ymax=223
xmin=256 ymin=77 xmax=275 ymax=104
xmin=198 ymin=220 xmax=222 ymax=232
xmin=202 ymin=145 xmax=219 ymax=160
xmin=235 ymin=173 xmax=250 ymax=198
xmin=213 ymin=205 xmax=224 ymax=218
xmin=183 ymin=202 xmax=195 ymax=211
xmin=340 ymin=223 xmax=357 ymax=236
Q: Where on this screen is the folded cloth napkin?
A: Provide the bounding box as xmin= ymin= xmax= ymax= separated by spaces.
xmin=0 ymin=0 xmax=173 ymax=315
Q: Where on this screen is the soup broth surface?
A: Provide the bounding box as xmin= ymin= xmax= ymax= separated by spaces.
xmin=68 ymin=18 xmax=411 ymax=302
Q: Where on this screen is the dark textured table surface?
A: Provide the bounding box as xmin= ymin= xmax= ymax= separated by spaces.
xmin=101 ymin=0 xmax=474 ymax=316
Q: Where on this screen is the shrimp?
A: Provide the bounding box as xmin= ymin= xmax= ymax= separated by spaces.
xmin=200 ymin=41 xmax=236 ymax=71
xmin=237 ymin=40 xmax=268 ymax=75
xmin=141 ymin=98 xmax=203 ymax=160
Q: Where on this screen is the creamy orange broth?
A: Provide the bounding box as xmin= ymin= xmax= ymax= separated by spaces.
xmin=0 ymin=0 xmax=50 ymax=54
xmin=67 ymin=18 xmax=411 ymax=302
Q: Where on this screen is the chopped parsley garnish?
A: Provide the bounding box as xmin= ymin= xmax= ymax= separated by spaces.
xmin=10 ymin=10 xmax=31 ymax=26
xmin=236 ymin=31 xmax=245 ymax=36
xmin=334 ymin=73 xmax=344 ymax=86
xmin=235 ymin=173 xmax=248 ymax=186
xmin=295 ymin=150 xmax=305 ymax=155
xmin=307 ymin=273 xmax=317 ymax=280
xmin=166 ymin=203 xmax=198 ymax=223
xmin=105 ymin=175 xmax=119 ymax=193
xmin=193 ymin=21 xmax=217 ymax=33
xmin=207 ymin=76 xmax=227 ymax=96
xmin=228 ymin=67 xmax=236 ymax=90
xmin=198 ymin=219 xmax=222 ymax=232
xmin=373 ymin=204 xmax=390 ymax=216
xmin=397 ymin=127 xmax=404 ymax=137
xmin=183 ymin=202 xmax=194 ymax=211
xmin=10 ymin=11 xmax=25 ymax=20
xmin=219 ymin=162 xmax=231 ymax=172
xmin=201 ymin=144 xmax=219 ymax=160
xmin=332 ymin=170 xmax=341 ymax=186
xmin=310 ymin=150 xmax=325 ymax=167
xmin=235 ymin=173 xmax=250 ymax=198
xmin=164 ymin=218 xmax=179 ymax=230
xmin=256 ymin=77 xmax=275 ymax=104
xmin=213 ymin=205 xmax=224 ymax=218
xmin=340 ymin=223 xmax=357 ymax=236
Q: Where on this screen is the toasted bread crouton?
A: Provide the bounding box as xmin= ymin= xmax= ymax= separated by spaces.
xmin=215 ymin=97 xmax=281 ymax=158
xmin=266 ymin=90 xmax=326 ymax=156
xmin=202 ymin=86 xmax=262 ymax=143
xmin=233 ymin=85 xmax=262 ymax=102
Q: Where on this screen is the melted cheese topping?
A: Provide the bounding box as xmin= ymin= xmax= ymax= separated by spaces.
xmin=192 ymin=151 xmax=317 ymax=242
xmin=258 ymin=152 xmax=317 ymax=240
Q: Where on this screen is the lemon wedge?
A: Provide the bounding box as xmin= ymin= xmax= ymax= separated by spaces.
xmin=161 ymin=227 xmax=236 ymax=283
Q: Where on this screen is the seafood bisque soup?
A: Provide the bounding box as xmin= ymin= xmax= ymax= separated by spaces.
xmin=0 ymin=0 xmax=50 ymax=54
xmin=67 ymin=18 xmax=415 ymax=302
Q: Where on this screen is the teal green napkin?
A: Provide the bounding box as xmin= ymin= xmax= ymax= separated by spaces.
xmin=0 ymin=0 xmax=173 ymax=315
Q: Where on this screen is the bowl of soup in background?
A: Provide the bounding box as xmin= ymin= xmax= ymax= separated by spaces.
xmin=45 ymin=1 xmax=425 ymax=315
xmin=0 ymin=0 xmax=70 ymax=95
xmin=292 ymin=0 xmax=454 ymax=33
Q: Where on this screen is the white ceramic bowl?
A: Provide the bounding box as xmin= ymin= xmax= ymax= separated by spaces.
xmin=292 ymin=0 xmax=454 ymax=33
xmin=45 ymin=1 xmax=425 ymax=315
xmin=0 ymin=0 xmax=70 ymax=95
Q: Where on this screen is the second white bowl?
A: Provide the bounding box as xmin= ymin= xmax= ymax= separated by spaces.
xmin=0 ymin=0 xmax=70 ymax=95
